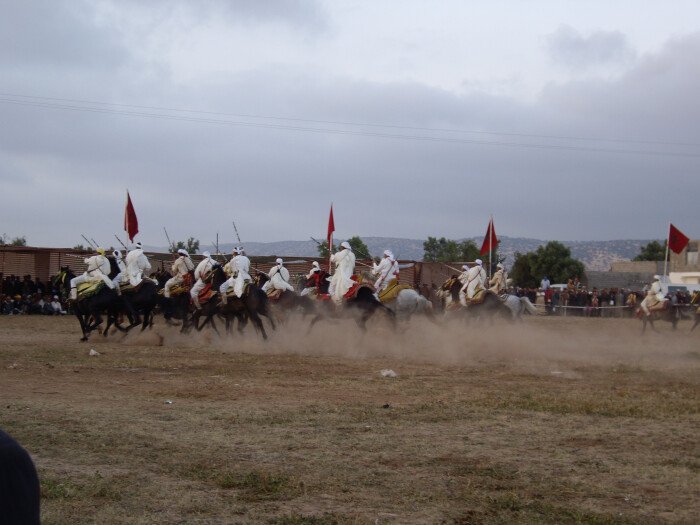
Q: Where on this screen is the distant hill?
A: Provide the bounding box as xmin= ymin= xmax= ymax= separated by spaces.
xmin=145 ymin=236 xmax=653 ymax=271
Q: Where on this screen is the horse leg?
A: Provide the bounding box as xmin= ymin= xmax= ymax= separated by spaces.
xmin=250 ymin=312 xmax=268 ymax=340
xmin=307 ymin=313 xmax=325 ymax=334
xmin=75 ymin=312 xmax=89 ymax=342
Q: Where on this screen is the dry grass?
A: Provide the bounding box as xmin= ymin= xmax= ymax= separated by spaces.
xmin=0 ymin=315 xmax=698 ymax=524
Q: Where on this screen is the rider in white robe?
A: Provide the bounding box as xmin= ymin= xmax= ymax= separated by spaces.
xmin=640 ymin=275 xmax=665 ymax=317
xmin=70 ymin=248 xmax=115 ymax=299
xmin=372 ymin=250 xmax=400 ymax=293
xmin=328 ymin=241 xmax=356 ymax=304
xmin=488 ymin=263 xmax=507 ymax=294
xmin=164 ymin=249 xmax=194 ymax=298
xmin=301 ymin=261 xmax=321 ymax=296
xmin=460 ymin=259 xmax=487 ymax=305
xmin=219 ymin=247 xmax=252 ymax=303
xmin=191 ymin=252 xmax=216 ymax=309
xmin=125 ymin=241 xmax=152 ymax=286
xmin=262 ymin=258 xmax=295 ymax=293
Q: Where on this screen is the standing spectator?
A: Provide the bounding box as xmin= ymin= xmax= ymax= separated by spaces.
xmin=540 ymin=275 xmax=551 ymax=291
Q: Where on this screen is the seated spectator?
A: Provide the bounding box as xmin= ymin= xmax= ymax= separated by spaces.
xmin=50 ymin=295 xmax=66 ymax=315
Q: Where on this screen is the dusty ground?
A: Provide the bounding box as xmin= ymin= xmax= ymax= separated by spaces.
xmin=1 ymin=314 xmax=698 ymax=524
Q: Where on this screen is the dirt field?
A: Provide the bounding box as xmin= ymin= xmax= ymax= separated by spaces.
xmin=1 ymin=314 xmax=698 ymax=524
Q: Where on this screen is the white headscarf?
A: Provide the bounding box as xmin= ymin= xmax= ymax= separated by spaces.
xmin=341 ymin=241 xmax=351 ymax=250
xmin=177 ymin=249 xmax=188 ymax=256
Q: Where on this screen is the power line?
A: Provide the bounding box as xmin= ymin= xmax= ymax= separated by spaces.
xmin=1 ymin=95 xmax=699 ymax=159
xmin=2 ymin=92 xmax=698 ymax=149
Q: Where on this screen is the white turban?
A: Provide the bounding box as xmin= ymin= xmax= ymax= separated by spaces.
xmin=653 ymin=274 xmax=660 ymax=280
xmin=462 ymin=264 xmax=469 ymax=271
xmin=383 ymin=249 xmax=393 ymax=258
xmin=133 ymin=241 xmax=142 ymax=249
xmin=113 ymin=250 xmax=122 ymax=258
xmin=497 ymin=263 xmax=504 ymax=269
xmin=177 ymin=249 xmax=188 ymax=256
xmin=475 ymin=259 xmax=483 ymax=266
xmin=312 ymin=261 xmax=320 ymax=268
xmin=276 ymin=258 xmax=283 ymax=265
xmin=341 ymin=241 xmax=351 ymax=250
xmin=203 ymin=251 xmax=211 ymax=259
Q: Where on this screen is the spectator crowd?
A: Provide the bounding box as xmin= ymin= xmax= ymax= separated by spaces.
xmin=1 ymin=274 xmax=67 ymax=316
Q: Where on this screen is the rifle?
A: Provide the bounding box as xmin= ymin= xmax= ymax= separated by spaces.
xmin=114 ymin=234 xmax=128 ymax=251
xmin=81 ymin=234 xmax=95 ymax=250
xmin=163 ymin=227 xmax=174 ymax=253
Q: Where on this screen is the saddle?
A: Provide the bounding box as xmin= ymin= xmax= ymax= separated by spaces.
xmin=266 ymin=289 xmax=284 ymax=302
xmin=120 ymin=281 xmax=145 ymax=294
xmin=76 ymin=281 xmax=105 ymax=301
xmin=378 ymin=278 xmax=413 ymax=304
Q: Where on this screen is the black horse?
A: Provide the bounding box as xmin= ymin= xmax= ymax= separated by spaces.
xmin=254 ymin=272 xmax=316 ymax=323
xmin=307 ymin=280 xmax=396 ymax=333
xmin=192 ymin=265 xmax=276 ymax=339
xmin=636 ymin=303 xmax=680 ymax=334
xmin=56 ymin=266 xmax=134 ymax=341
xmin=461 ymin=292 xmax=513 ymax=322
xmin=154 ymin=270 xmax=196 ymax=333
xmin=104 ymin=279 xmax=160 ymax=334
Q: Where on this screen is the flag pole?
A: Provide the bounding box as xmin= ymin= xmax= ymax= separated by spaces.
xmin=663 ymin=222 xmax=670 ymax=278
xmin=488 ymin=216 xmax=493 ymax=280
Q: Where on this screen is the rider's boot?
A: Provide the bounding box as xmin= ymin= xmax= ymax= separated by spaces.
xmin=69 ymin=287 xmax=77 ymax=300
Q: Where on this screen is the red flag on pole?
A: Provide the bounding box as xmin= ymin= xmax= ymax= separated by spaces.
xmin=327 ymin=204 xmax=335 ymax=248
xmin=668 ymin=223 xmax=689 ymax=254
xmin=479 ymin=218 xmax=498 ymax=256
xmin=124 ymin=190 xmax=139 ymax=242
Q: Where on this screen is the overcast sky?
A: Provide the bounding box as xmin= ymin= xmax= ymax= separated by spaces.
xmin=1 ymin=0 xmax=699 ymax=248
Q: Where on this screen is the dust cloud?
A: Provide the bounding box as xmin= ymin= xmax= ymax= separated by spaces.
xmin=120 ymin=314 xmax=700 ymax=377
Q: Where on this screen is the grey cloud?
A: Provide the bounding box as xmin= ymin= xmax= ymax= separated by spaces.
xmin=0 ymin=0 xmax=129 ymax=69
xmin=546 ymin=25 xmax=636 ymax=69
xmin=0 ymin=12 xmax=698 ymax=246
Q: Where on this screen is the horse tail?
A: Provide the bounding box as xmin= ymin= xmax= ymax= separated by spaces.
xmin=521 ymin=297 xmax=539 ymax=315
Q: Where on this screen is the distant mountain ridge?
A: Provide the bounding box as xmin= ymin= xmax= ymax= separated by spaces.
xmin=145 ymin=236 xmax=652 ymax=271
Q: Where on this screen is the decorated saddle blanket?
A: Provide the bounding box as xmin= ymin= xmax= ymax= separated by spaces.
xmin=466 ymin=289 xmax=487 ymax=306
xmin=120 ymin=281 xmax=144 ymax=294
xmin=224 ymin=281 xmax=251 ymax=299
xmin=198 ymin=284 xmax=216 ymax=305
xmin=344 ymin=281 xmax=374 ymax=300
xmin=76 ymin=281 xmax=105 ymax=301
xmin=378 ymin=279 xmax=413 ymax=304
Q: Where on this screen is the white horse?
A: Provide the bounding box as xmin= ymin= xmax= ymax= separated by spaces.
xmin=383 ymin=288 xmax=435 ymax=322
xmin=501 ymin=294 xmax=539 ymax=321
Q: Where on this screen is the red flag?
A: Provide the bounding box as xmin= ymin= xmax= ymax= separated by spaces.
xmin=327 ymin=204 xmax=335 ymax=248
xmin=668 ymin=223 xmax=689 ymax=254
xmin=479 ymin=218 xmax=499 ymax=256
xmin=124 ymin=191 xmax=139 ymax=242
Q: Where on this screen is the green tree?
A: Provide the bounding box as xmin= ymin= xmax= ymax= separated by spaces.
xmin=171 ymin=237 xmax=200 ymax=254
xmin=530 ymin=241 xmax=585 ymax=285
xmin=72 ymin=244 xmax=87 ymax=251
xmin=317 ymin=241 xmax=337 ymax=258
xmin=347 ymin=235 xmax=370 ymax=258
xmin=423 ymin=237 xmax=481 ymax=262
xmin=510 ymin=242 xmax=585 ymax=287
xmin=10 ymin=236 xmax=27 ymax=246
xmin=510 ymin=251 xmax=538 ymax=288
xmin=633 ymin=240 xmax=668 ymax=261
